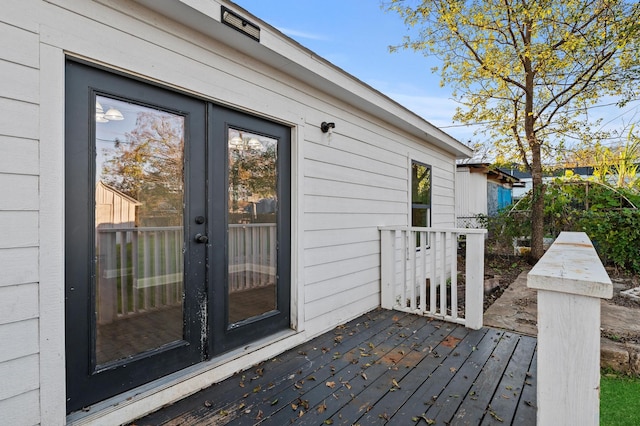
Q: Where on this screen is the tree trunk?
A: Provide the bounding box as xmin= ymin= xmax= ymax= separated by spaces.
xmin=530 ymin=143 xmax=545 ymax=261
xmin=522 ymin=33 xmax=545 ymax=261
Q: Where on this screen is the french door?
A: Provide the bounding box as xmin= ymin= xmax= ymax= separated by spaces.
xmin=65 ymin=60 xmax=290 ymax=412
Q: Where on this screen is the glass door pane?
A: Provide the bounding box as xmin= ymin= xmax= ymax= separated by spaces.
xmin=227 ymin=129 xmax=278 ymax=324
xmin=95 ymin=95 xmax=185 ymax=365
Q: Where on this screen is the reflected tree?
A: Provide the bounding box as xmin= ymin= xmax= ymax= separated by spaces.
xmin=101 ymin=111 xmax=184 ymax=226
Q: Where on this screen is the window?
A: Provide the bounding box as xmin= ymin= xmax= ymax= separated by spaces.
xmin=411 ymin=160 xmax=431 ymax=246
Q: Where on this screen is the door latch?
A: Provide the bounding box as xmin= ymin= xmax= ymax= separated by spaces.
xmin=194 ymin=233 xmax=209 ymax=244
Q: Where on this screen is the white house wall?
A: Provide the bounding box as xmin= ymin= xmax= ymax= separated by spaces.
xmin=0 ymin=0 xmax=463 ymax=424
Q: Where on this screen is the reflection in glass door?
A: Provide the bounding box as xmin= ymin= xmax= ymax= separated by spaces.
xmin=94 ymin=95 xmax=186 ymax=365
xmin=227 ymin=129 xmax=278 ymax=324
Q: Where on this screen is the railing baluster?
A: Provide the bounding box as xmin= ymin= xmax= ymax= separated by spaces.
xmin=154 ymin=231 xmax=161 ymax=308
xmin=269 ymin=225 xmax=276 ymax=283
xmin=97 ymin=231 xmax=117 ymax=324
xmin=409 ymin=230 xmax=417 ymax=311
xmin=174 ymin=228 xmax=181 ymax=304
xmin=119 ymin=230 xmax=128 ymax=316
xmin=252 ymin=225 xmax=256 ymax=285
xmin=439 ymin=232 xmax=447 ymax=316
xmin=166 ymin=229 xmax=173 ymax=305
xmin=229 ymin=226 xmax=236 ymax=293
xmin=132 ymin=230 xmax=138 ymax=313
xmin=419 ymin=230 xmax=427 ymax=314
xmin=450 ymin=231 xmax=458 ymax=319
xmin=142 ymin=231 xmax=151 ymax=311
xmin=429 ymin=231 xmax=437 ymax=314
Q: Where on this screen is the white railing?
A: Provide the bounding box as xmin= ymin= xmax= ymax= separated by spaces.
xmin=528 ymin=232 xmax=612 ymax=426
xmin=379 ymin=227 xmax=487 ymax=330
xmin=96 ymin=226 xmax=184 ymax=324
xmin=228 ymin=223 xmax=277 ymax=293
xmin=96 ymin=223 xmax=277 ymax=323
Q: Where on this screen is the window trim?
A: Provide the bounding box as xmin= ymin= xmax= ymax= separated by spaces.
xmin=410 ymin=159 xmax=432 ymax=248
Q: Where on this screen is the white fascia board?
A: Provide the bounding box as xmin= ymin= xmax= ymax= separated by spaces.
xmin=133 ymin=0 xmax=473 ymax=158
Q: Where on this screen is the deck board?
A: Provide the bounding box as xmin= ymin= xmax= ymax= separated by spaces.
xmin=130 ymin=309 xmax=537 ymax=426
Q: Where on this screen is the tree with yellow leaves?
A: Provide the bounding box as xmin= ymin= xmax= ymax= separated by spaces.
xmin=387 ymin=0 xmax=640 ymax=259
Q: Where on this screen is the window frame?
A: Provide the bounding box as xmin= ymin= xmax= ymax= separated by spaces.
xmin=410 ymin=159 xmax=432 ymax=248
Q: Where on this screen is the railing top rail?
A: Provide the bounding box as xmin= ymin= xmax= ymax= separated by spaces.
xmin=378 ymin=226 xmax=487 ymax=234
xmin=528 ymin=231 xmax=612 ymax=299
xmin=229 ymin=223 xmax=277 ymax=229
xmin=97 ymin=223 xmax=277 ymax=233
xmin=97 ymin=226 xmax=183 ymax=233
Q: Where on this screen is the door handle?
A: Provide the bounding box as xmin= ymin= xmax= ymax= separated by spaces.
xmin=194 ymin=233 xmax=209 ymax=244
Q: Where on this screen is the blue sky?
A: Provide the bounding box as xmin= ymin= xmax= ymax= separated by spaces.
xmin=232 ymin=0 xmax=477 ymax=143
xmin=233 ymin=0 xmax=639 ymax=150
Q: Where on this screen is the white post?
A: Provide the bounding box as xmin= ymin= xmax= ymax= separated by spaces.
xmin=528 ymin=232 xmax=612 ymax=426
xmin=464 ymin=231 xmax=484 ymax=330
xmin=380 ymin=229 xmax=396 ymax=309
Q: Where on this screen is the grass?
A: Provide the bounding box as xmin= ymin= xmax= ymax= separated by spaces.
xmin=600 ymin=372 xmax=640 ymax=425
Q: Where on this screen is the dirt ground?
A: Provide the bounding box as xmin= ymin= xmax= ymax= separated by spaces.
xmin=482 ymin=252 xmax=532 ymax=311
xmin=482 ymin=249 xmax=640 ymax=346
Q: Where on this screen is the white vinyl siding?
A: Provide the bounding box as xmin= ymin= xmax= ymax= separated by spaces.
xmin=302 ymin=126 xmax=455 ymax=325
xmin=0 ymin=6 xmax=41 ymax=420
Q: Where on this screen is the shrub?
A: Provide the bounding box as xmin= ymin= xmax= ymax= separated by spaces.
xmin=484 ymin=177 xmax=640 ymax=273
xmin=578 ymin=209 xmax=640 ymax=273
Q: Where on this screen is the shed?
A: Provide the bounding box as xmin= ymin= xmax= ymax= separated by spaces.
xmin=456 ymin=161 xmax=522 ymax=227
xmin=95 ymin=181 xmax=141 ymax=228
xmin=0 ymin=1 xmax=472 ymax=424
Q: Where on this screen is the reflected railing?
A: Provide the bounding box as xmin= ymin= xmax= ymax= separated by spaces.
xmin=96 ymin=224 xmax=277 ymax=322
xmin=96 ymin=226 xmax=183 ymax=324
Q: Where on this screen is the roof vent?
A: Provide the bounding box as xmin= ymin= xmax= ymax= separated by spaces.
xmin=221 ymin=6 xmax=260 ymax=41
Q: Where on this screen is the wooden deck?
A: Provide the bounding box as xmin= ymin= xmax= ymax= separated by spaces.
xmin=131 ymin=309 xmax=537 ymax=425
